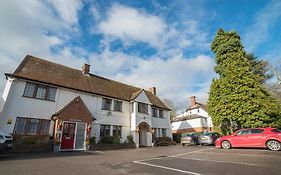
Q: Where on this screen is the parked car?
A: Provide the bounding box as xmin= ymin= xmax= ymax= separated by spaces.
xmin=198 ymin=132 xmax=220 ymax=145
xmin=0 ymin=131 xmax=13 ymax=152
xmin=215 ymin=127 xmax=281 ymax=151
xmin=181 ymin=132 xmax=202 ymax=146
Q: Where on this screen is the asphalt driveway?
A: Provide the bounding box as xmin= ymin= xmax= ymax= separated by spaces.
xmin=0 ymin=145 xmax=280 ymax=175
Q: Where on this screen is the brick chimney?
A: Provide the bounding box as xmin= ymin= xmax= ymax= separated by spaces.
xmin=148 ymin=87 xmax=156 ymax=95
xmin=190 ymin=96 xmax=196 ymax=107
xmin=82 ymin=63 xmax=90 ymax=75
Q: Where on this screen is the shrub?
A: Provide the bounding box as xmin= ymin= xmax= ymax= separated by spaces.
xmin=126 ymin=135 xmax=134 ymax=144
xmin=100 ymin=136 xmax=114 ymax=144
xmin=90 ymin=136 xmax=96 ymax=144
xmin=113 ymin=136 xmax=120 ymax=144
xmin=154 ymin=137 xmax=172 ymax=146
xmin=172 ymin=133 xmax=181 ymax=143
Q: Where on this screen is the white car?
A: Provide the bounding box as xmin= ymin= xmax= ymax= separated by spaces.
xmin=0 ymin=131 xmax=13 ymax=152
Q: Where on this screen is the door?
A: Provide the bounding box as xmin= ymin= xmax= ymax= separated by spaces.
xmin=139 ymin=128 xmax=147 ymax=146
xmin=230 ymin=129 xmax=251 ymax=147
xmin=61 ymin=122 xmax=76 ymax=150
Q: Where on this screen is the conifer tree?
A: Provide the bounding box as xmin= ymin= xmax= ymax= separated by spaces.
xmin=208 ymin=29 xmax=281 ymax=134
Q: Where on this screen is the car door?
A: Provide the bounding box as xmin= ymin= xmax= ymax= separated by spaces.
xmin=230 ymin=129 xmax=251 ymax=147
xmin=246 ymin=129 xmax=265 ymax=147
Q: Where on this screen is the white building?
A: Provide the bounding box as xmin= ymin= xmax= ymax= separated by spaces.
xmin=0 ymin=55 xmax=172 ymax=151
xmin=171 ymin=96 xmax=213 ymax=134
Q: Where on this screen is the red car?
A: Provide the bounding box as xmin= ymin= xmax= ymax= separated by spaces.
xmin=215 ymin=127 xmax=281 ymax=151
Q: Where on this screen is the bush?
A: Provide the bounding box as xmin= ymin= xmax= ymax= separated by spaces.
xmin=154 ymin=137 xmax=172 ymax=146
xmin=90 ymin=136 xmax=96 ymax=144
xmin=113 ymin=136 xmax=120 ymax=144
xmin=172 ymin=133 xmax=181 ymax=143
xmin=100 ymin=136 xmax=114 ymax=144
xmin=126 ymin=135 xmax=134 ymax=144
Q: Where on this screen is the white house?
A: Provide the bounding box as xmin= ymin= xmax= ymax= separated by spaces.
xmin=171 ymin=96 xmax=213 ymax=134
xmin=0 ymin=55 xmax=172 ymax=151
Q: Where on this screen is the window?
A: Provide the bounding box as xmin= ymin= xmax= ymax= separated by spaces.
xmin=250 ymin=129 xmax=264 ymax=134
xmin=113 ymin=125 xmax=122 ymax=137
xmin=162 ymin=128 xmax=167 ymax=137
xmin=100 ymin=124 xmax=110 ymax=137
xmin=13 ymin=117 xmax=50 ymax=135
xmin=236 ymin=129 xmax=251 ymax=135
xmin=272 ymin=129 xmax=281 ymax=133
xmin=138 ymin=102 xmax=148 ymax=114
xmin=113 ymin=100 xmax=122 ymax=112
xmin=23 ymin=83 xmax=36 ymax=97
xmin=35 ymin=85 xmax=46 ymax=99
xmin=152 ymin=107 xmax=158 ymax=117
xmin=102 ymin=98 xmax=112 ymax=110
xmin=23 ymin=82 xmax=57 ymax=101
xmin=159 ymin=109 xmax=164 ymax=118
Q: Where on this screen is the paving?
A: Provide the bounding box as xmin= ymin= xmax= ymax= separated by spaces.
xmin=0 ymin=145 xmax=280 ymax=175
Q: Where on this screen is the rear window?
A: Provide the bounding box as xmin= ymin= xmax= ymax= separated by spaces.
xmin=272 ymin=129 xmax=281 ymax=133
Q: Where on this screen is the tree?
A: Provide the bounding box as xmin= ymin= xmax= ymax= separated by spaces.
xmin=163 ymin=98 xmax=177 ymax=122
xmin=266 ymin=61 xmax=281 ymax=103
xmin=208 ymin=29 xmax=281 ymax=135
xmin=245 ymin=53 xmax=272 ymax=83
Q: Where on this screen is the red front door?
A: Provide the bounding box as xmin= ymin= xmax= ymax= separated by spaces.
xmin=61 ymin=122 xmax=76 ymax=150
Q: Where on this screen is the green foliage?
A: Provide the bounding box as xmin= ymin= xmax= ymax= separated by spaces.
xmin=245 ymin=53 xmax=272 ymax=83
xmin=100 ymin=136 xmax=120 ymax=144
xmin=126 ymin=135 xmax=134 ymax=144
xmin=90 ymin=136 xmax=96 ymax=144
xmin=154 ymin=137 xmax=172 ymax=146
xmin=172 ymin=133 xmax=181 ymax=143
xmin=208 ymin=29 xmax=281 ymax=134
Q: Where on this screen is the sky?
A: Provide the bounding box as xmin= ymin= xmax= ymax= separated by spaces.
xmin=0 ymin=0 xmax=281 ymax=113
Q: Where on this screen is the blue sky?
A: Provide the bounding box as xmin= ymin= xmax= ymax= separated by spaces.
xmin=0 ymin=0 xmax=281 ymax=112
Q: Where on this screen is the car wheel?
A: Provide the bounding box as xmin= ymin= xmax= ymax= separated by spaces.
xmin=221 ymin=140 xmax=231 ymax=149
xmin=266 ymin=140 xmax=281 ymax=151
xmin=182 ymin=143 xmax=186 ymax=146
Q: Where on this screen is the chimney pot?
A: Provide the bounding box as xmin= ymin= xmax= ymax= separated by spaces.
xmin=148 ymin=87 xmax=156 ymax=95
xmin=82 ymin=64 xmax=90 ymax=75
xmin=190 ymin=96 xmax=196 ymax=107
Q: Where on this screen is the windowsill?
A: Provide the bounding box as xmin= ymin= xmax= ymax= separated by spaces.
xmin=22 ymin=95 xmax=56 ymax=102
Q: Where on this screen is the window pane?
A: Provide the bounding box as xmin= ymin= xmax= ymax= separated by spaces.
xmin=162 ymin=129 xmax=167 ymax=137
xmin=102 ymin=98 xmax=112 ymax=110
xmin=100 ymin=124 xmax=110 ymax=137
xmin=152 ymin=108 xmax=158 ymax=117
xmin=113 ymin=125 xmax=122 ymax=137
xmin=27 ymin=119 xmax=39 ymax=135
xmin=39 ymin=120 xmax=50 ymax=135
xmin=14 ymin=117 xmax=27 ymax=134
xmin=47 ymin=87 xmax=57 ymax=101
xmin=23 ymin=83 xmax=35 ymax=97
xmin=36 ymin=85 xmax=46 ymax=99
xmin=159 ymin=109 xmax=164 ymax=118
xmin=114 ymin=100 xmax=122 ymax=111
xmin=251 ymin=129 xmax=264 ymax=134
xmin=138 ymin=102 xmax=148 ymax=113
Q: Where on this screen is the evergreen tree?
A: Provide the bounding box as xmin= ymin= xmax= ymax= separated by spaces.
xmin=245 ymin=53 xmax=272 ymax=83
xmin=208 ymin=29 xmax=281 ymax=134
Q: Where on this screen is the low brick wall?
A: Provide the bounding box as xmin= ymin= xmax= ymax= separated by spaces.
xmin=90 ymin=143 xmax=136 ymax=151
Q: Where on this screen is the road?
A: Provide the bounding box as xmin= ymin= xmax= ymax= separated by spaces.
xmin=0 ymin=145 xmax=280 ymax=175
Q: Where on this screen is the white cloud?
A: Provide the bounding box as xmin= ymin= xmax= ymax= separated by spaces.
xmin=244 ymin=0 xmax=281 ymax=51
xmin=51 ymin=0 xmax=83 ymax=25
xmin=89 ymin=50 xmax=216 ymax=112
xmin=97 ymin=4 xmax=167 ymax=49
xmin=0 ymin=0 xmax=86 ymax=91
